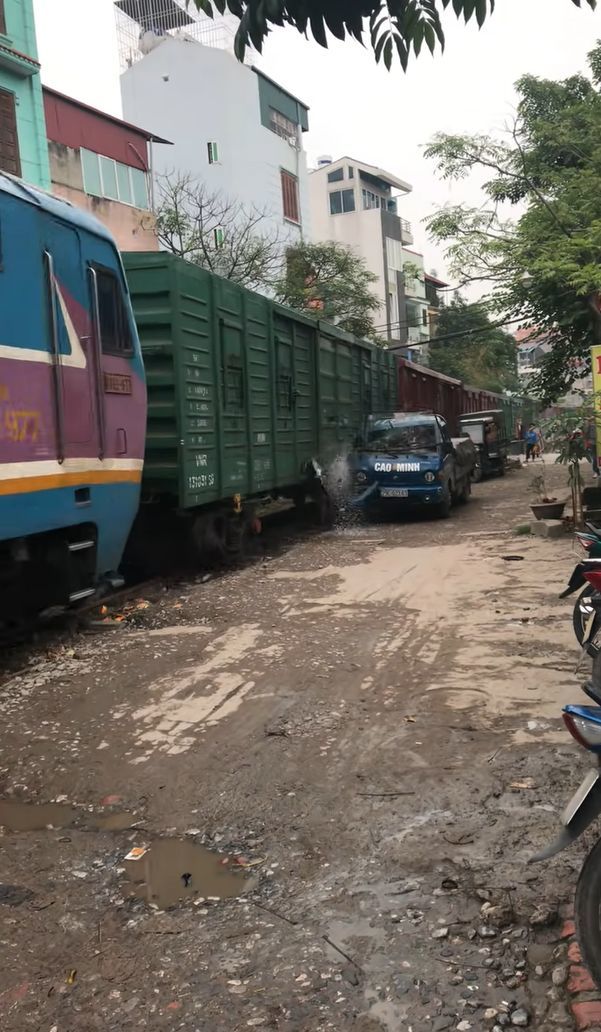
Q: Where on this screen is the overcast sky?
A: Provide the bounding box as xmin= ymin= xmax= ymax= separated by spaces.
xmin=33 ymin=0 xmax=601 ymax=285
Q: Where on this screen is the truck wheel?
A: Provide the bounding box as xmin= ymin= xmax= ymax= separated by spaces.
xmin=437 ymin=484 xmax=452 ymax=519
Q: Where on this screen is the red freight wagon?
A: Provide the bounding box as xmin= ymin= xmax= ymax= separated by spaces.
xmin=395 ymin=356 xmax=533 ymax=438
xmin=397 ymin=357 xmax=464 ymax=433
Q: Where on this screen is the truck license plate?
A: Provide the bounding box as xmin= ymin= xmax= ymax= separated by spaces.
xmin=380 ymin=488 xmax=409 ymax=498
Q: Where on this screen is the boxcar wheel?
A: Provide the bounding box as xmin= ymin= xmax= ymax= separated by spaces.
xmin=191 ymin=513 xmax=228 ymax=564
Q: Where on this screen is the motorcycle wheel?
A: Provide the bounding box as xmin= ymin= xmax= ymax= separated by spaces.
xmin=573 ymin=586 xmax=598 ymax=650
xmin=575 ymin=835 xmax=601 ymax=990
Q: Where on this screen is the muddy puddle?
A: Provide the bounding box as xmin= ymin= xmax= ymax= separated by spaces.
xmin=0 ymin=800 xmax=136 ymax=833
xmin=0 ymin=800 xmax=77 ymax=831
xmin=124 ymin=839 xmax=256 ymax=909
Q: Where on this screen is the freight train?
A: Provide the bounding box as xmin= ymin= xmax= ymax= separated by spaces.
xmin=396 ymin=356 xmax=539 ymax=440
xmin=0 ymin=176 xmax=538 ymax=622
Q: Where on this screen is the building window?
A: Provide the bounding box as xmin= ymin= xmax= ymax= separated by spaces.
xmin=362 ymin=188 xmax=385 ymax=210
xmin=213 ymin=226 xmax=224 ymax=248
xmin=422 ymin=309 xmax=428 ymax=327
xmin=0 ymin=89 xmax=20 ymax=177
xmin=95 ymin=268 xmax=133 ymax=356
xmin=100 ymin=155 xmax=119 ymax=201
xmin=0 ymin=2 xmax=6 ymax=35
xmin=81 ymin=148 xmax=149 ymax=209
xmin=329 ymin=189 xmax=355 ymax=215
xmin=406 ymin=301 xmax=420 ymax=329
xmin=386 ymin=237 xmax=402 ymax=272
xmin=327 ymin=167 xmax=344 ymax=183
xmin=269 ymin=109 xmax=297 ymax=140
xmin=348 ymin=166 xmax=354 ymax=178
xmin=281 ymin=170 xmax=300 ymax=223
xmin=207 ymin=141 xmax=219 ymax=164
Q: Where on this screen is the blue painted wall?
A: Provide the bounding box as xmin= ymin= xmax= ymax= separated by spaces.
xmin=0 ymin=0 xmax=50 ymax=188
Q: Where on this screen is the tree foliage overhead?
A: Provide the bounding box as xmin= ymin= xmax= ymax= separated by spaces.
xmin=425 ymin=42 xmax=601 ymax=404
xmin=428 ymin=298 xmax=518 ymax=393
xmin=155 ymin=172 xmax=284 ymax=290
xmin=193 ymin=0 xmax=595 ymax=69
xmin=275 ymin=241 xmax=380 ymax=340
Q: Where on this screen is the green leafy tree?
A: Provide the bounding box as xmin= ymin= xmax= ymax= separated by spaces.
xmin=194 ymin=0 xmax=595 ymax=69
xmin=425 ymin=42 xmax=601 ymax=403
xmin=275 ymin=241 xmax=380 ymax=340
xmin=428 ymin=298 xmax=518 ymax=391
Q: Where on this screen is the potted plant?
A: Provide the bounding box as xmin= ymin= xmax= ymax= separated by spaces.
xmin=543 ymin=396 xmax=598 ymax=527
xmin=530 ymin=471 xmax=566 ymax=520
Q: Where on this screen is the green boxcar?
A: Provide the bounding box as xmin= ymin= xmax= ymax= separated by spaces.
xmin=122 ymin=252 xmax=395 ymax=516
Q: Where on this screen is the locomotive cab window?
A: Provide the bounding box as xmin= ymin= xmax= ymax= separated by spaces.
xmin=94 ymin=268 xmax=133 ymax=355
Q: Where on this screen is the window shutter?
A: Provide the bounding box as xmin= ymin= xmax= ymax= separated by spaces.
xmin=280 ymin=170 xmax=300 ymax=224
xmin=0 ymin=89 xmax=21 ymax=178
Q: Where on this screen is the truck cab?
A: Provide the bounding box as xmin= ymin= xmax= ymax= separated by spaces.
xmin=458 ymin=409 xmax=507 ymax=481
xmin=350 ymin=412 xmax=476 ymax=518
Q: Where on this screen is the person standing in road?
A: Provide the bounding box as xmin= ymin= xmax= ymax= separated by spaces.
xmin=524 ymin=424 xmax=538 ymax=462
xmin=584 ymin=419 xmax=599 ymax=478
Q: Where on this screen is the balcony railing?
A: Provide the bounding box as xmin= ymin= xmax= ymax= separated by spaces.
xmin=400 ymin=218 xmax=413 ymax=244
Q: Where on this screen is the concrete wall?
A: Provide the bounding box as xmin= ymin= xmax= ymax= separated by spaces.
xmin=0 ymin=0 xmax=50 ymax=188
xmin=120 ymin=37 xmax=310 ymax=257
xmin=48 ymin=141 xmax=158 ymax=252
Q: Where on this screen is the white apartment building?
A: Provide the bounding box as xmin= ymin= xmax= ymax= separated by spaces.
xmin=402 ymin=247 xmax=430 ymax=353
xmin=118 ymin=2 xmax=310 ymax=263
xmin=309 ymin=156 xmax=417 ymax=345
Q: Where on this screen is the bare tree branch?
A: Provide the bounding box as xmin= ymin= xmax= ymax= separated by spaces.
xmin=154 ymin=172 xmax=286 ymax=290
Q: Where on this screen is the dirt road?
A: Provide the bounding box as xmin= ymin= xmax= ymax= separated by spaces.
xmin=0 ymin=462 xmax=592 ymax=1030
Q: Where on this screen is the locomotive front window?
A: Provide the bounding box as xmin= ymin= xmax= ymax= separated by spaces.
xmin=95 ymin=269 xmax=133 ymax=356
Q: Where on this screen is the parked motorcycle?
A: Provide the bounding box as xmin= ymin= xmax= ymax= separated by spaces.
xmin=561 ymin=527 xmax=601 ymax=651
xmin=531 ymin=665 xmax=601 ymax=986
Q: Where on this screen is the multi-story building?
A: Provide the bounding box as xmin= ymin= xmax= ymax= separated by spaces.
xmin=43 ymin=86 xmax=170 ymax=251
xmin=401 ymin=247 xmax=431 ymax=356
xmin=425 ymin=272 xmax=448 ymax=339
xmin=308 ymin=156 xmax=416 ymax=345
xmin=118 ymin=2 xmax=310 ymax=258
xmin=0 ymin=0 xmax=49 ymax=187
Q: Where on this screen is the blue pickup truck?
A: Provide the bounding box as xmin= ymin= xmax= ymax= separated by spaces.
xmin=349 ymin=412 xmax=476 ymax=519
